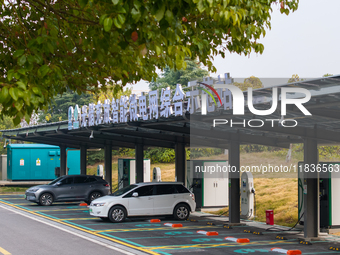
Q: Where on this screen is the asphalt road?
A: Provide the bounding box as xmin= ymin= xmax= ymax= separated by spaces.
xmin=0 ymin=205 xmax=135 ymax=255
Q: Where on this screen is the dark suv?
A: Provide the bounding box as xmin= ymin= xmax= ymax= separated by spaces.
xmin=25 ymin=175 xmax=110 ymax=206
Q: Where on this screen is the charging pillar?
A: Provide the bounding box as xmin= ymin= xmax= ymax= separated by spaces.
xmin=229 ymin=141 xmax=240 ymax=224
xmin=104 ymin=144 xmax=112 ymax=193
xmin=303 ymin=139 xmax=319 ymax=239
xmin=80 ymin=145 xmax=87 ymax=175
xmin=135 ymin=143 xmax=144 ymax=183
xmin=60 ymin=145 xmax=67 ymax=176
xmin=175 ymin=143 xmax=186 ymax=183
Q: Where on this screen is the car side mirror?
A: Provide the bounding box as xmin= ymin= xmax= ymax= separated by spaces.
xmin=132 ymin=192 xmax=138 ymax=197
xmin=56 ymin=182 xmax=62 ymax=186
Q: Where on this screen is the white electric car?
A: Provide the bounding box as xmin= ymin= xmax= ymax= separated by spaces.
xmin=88 ymin=182 xmax=196 ymax=222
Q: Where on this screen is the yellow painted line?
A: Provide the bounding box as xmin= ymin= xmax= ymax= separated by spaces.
xmin=33 ymin=208 xmax=88 ymax=212
xmin=0 ymin=197 xmax=24 ymax=199
xmin=0 ymin=247 xmax=11 ymax=255
xmin=15 ymin=203 xmax=39 ymax=205
xmin=145 ymin=240 xmax=295 ymax=250
xmin=0 ymin=200 xmax=158 ymax=255
xmin=0 ymin=194 xmax=25 ymax=196
xmin=95 ymin=225 xmax=217 ymax=233
xmin=59 ymin=218 xmax=97 ymax=221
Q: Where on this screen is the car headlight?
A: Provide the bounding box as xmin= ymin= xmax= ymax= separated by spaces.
xmin=92 ymin=202 xmax=106 ymax=207
xmin=28 ymin=188 xmax=40 ymax=192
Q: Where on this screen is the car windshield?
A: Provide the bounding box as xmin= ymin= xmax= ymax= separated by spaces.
xmin=110 ymin=185 xmax=137 ymax=196
xmin=48 ymin=177 xmax=64 ymax=185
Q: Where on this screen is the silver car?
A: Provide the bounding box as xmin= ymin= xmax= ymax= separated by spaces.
xmin=25 ymin=175 xmax=110 ymax=206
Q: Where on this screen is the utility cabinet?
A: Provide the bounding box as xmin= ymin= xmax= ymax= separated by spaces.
xmin=118 ymin=158 xmax=151 ymax=189
xmin=187 ymin=160 xmax=228 ymax=209
xmin=7 ymin=144 xmax=80 ymax=181
xmin=298 ymin=162 xmax=340 ymax=228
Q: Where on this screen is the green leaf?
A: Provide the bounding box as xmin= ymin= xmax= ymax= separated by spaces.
xmin=224 ymin=10 xmax=230 ymax=20
xmin=34 ymin=54 xmax=43 ymax=64
xmin=13 ymin=49 xmax=25 ymax=58
xmin=131 ymin=8 xmax=141 ymax=22
xmin=18 ymin=68 xmax=26 ymax=75
xmin=13 ymin=72 xmax=20 ymax=79
xmin=99 ymin=14 xmax=108 ymax=25
xmin=155 ymin=45 xmax=161 ymax=55
xmin=27 ymin=55 xmax=35 ymax=64
xmin=47 ymin=43 xmax=54 ymax=54
xmin=112 ymin=0 xmax=119 ymax=5
xmin=13 ymin=115 xmax=21 ymax=126
xmin=50 ymin=28 xmax=58 ymax=37
xmin=9 ymin=87 xmax=19 ymax=101
xmin=104 ymin=17 xmax=113 ymax=31
xmin=117 ymin=5 xmax=127 ymax=13
xmin=207 ymin=0 xmax=213 ymax=7
xmin=7 ymin=70 xmax=14 ymax=81
xmin=122 ymin=70 xmax=129 ymax=77
xmin=1 ymin=87 xmax=8 ymax=101
xmin=113 ymin=17 xmax=122 ymax=28
xmin=36 ymin=36 xmax=44 ymax=44
xmin=18 ymin=55 xmax=26 ymax=66
xmin=197 ymin=0 xmax=205 ymax=13
xmin=165 ymin=10 xmax=173 ymax=23
xmin=32 ymin=87 xmax=40 ymax=94
xmin=17 ymin=90 xmax=24 ymax=98
xmin=38 ymin=65 xmax=50 ymax=77
xmin=79 ymin=0 xmax=89 ymax=8
xmin=23 ymin=93 xmax=30 ymax=106
xmin=38 ymin=96 xmax=45 ymax=103
xmin=16 ymin=81 xmax=26 ymax=90
xmin=14 ymin=100 xmax=23 ymax=111
xmin=155 ymin=4 xmax=165 ymax=21
xmin=117 ymin=14 xmax=126 ymax=25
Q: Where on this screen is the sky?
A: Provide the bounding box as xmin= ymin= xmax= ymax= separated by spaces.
xmin=128 ymin=0 xmax=340 ymax=92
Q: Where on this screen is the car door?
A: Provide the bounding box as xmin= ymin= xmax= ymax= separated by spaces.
xmin=125 ymin=185 xmax=154 ymax=216
xmin=72 ymin=176 xmax=89 ymax=200
xmin=153 ymin=184 xmax=177 ymax=215
xmin=54 ymin=177 xmax=75 ymax=201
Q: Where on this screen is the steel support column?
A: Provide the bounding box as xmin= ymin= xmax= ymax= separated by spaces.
xmin=80 ymin=145 xmax=87 ymax=175
xmin=303 ymin=139 xmax=319 ymax=239
xmin=175 ymin=143 xmax=186 ymax=183
xmin=135 ymin=143 xmax=144 ymax=183
xmin=60 ymin=145 xmax=67 ymax=176
xmin=104 ymin=144 xmax=112 ymax=193
xmin=229 ymin=141 xmax=240 ymax=224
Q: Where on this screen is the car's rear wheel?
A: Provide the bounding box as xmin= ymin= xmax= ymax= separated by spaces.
xmin=39 ymin=193 xmax=54 ymax=206
xmin=85 ymin=191 xmax=102 ymax=204
xmin=173 ymin=204 xmax=190 ymax=220
xmin=108 ymin=206 xmax=127 ymax=223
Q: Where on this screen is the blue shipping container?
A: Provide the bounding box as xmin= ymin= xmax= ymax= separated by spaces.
xmin=7 ymin=144 xmax=80 ymax=181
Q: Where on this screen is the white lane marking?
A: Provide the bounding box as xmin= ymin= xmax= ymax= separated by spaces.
xmin=0 ymin=205 xmax=137 ymax=255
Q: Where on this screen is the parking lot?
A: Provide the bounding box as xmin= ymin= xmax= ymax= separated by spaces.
xmin=1 ymin=194 xmax=340 ymax=255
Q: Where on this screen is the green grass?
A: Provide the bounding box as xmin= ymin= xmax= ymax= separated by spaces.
xmin=0 ymin=186 xmax=28 ymax=194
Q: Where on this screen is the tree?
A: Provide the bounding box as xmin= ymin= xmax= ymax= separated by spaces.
xmin=149 ymin=60 xmax=209 ymax=90
xmin=39 ymin=91 xmax=94 ymax=123
xmin=0 ymin=113 xmax=16 ymax=154
xmin=323 ymin=73 xmax=333 ymax=77
xmin=233 ymin=76 xmax=263 ymax=91
xmin=288 ymin=74 xmax=300 ymax=83
xmin=40 ymin=86 xmax=132 ymax=123
xmin=0 ymin=0 xmax=299 ymax=124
